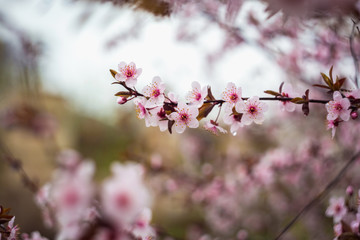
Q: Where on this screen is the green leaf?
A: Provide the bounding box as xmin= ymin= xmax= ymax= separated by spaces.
xmin=264 ymin=90 xmax=281 ymax=96
xmin=110 ymin=69 xmax=118 ymax=79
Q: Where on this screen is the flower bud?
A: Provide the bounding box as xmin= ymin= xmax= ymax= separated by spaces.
xmin=117 ymin=97 xmax=127 ymax=104
xmin=346 ymin=185 xmax=354 ymax=196
xmin=351 ymin=111 xmax=358 ymax=120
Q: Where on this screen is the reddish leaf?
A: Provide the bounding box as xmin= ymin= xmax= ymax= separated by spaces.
xmin=168 ymin=120 xmax=175 ymax=134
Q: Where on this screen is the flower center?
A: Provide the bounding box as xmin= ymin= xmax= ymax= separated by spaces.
xmin=180 ymin=113 xmax=189 ymax=123
xmin=195 ymin=93 xmax=202 ymax=101
xmin=115 ymin=192 xmax=131 ymax=210
xmin=63 ymin=188 xmax=79 ymax=207
xmin=152 ymin=89 xmax=160 ymax=97
xmin=233 ymin=114 xmax=242 ymax=122
xmin=249 ymin=106 xmax=257 ymax=114
xmin=335 ymin=204 xmax=342 ymax=213
xmin=230 ymin=94 xmax=238 ymax=102
xmin=157 ymin=109 xmax=166 ymax=119
xmin=334 ymin=103 xmax=343 ymax=111
xmin=123 ymin=65 xmax=135 ymax=78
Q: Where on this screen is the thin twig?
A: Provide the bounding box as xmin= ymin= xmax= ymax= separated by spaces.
xmin=274 ymin=151 xmax=360 ymax=240
xmin=0 ymin=140 xmax=38 ymax=193
xmin=350 ymin=19 xmax=360 ymax=88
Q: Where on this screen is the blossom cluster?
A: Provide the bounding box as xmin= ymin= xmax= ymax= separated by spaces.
xmin=326 ymin=186 xmax=360 ymax=240
xmin=111 ymin=62 xmax=360 ymax=138
xmin=35 ymin=149 xmax=155 ymax=240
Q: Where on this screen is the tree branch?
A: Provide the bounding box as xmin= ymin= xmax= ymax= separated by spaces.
xmin=274 ymin=151 xmax=360 ymax=240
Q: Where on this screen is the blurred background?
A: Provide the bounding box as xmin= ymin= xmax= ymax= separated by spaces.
xmin=1 ymin=0 xmax=360 ymax=239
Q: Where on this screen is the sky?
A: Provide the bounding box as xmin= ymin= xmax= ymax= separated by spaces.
xmin=0 ymin=0 xmax=283 ymax=121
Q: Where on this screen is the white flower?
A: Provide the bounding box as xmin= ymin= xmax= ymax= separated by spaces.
xmin=235 ymin=96 xmax=268 ymax=125
xmin=168 ymin=102 xmax=199 ymax=133
xmin=142 ymin=76 xmax=166 ymax=108
xmin=186 ymin=81 xmax=208 ymax=107
xmin=115 ymin=62 xmax=142 ymax=88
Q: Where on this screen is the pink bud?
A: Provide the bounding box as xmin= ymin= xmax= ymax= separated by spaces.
xmin=346 ymin=185 xmax=354 ymax=196
xmin=351 ymin=111 xmax=358 ymax=120
xmin=117 ymin=97 xmax=127 ymax=104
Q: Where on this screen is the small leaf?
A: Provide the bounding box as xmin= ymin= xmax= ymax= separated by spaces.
xmin=206 ymin=86 xmax=216 ymax=101
xmin=279 ymin=82 xmax=284 ymax=93
xmin=313 ymin=84 xmax=331 ymax=90
xmin=290 ymin=97 xmax=305 ymax=104
xmin=264 ymin=90 xmax=281 ymax=96
xmin=168 ymin=120 xmax=175 ymax=134
xmin=114 ymin=91 xmax=132 ymax=97
xmin=197 ymin=103 xmax=215 ymax=121
xmin=110 ymin=69 xmax=118 ymax=78
xmin=321 ymin=72 xmax=333 ymax=88
xmin=302 ymin=102 xmax=309 ymax=116
xmin=329 ymin=65 xmax=334 ymax=81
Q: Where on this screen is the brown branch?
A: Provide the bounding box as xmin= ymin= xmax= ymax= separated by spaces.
xmin=274 ymin=151 xmax=360 ymax=240
xmin=0 ymin=140 xmax=38 ymax=193
xmin=350 ymin=19 xmax=360 ymax=88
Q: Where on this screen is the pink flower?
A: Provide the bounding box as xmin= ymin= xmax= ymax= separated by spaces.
xmin=326 ymin=91 xmax=351 ymax=121
xmin=168 ymin=102 xmax=199 ymax=133
xmin=115 ymin=62 xmax=142 ymax=88
xmin=279 ymin=83 xmax=298 ymax=112
xmin=186 ymin=81 xmax=208 ymax=107
xmin=326 ymin=197 xmax=347 ymax=223
xmin=204 ymin=120 xmax=227 ymax=135
xmin=334 ymin=222 xmax=342 ymax=237
xmin=134 ymin=97 xmax=152 ymax=127
xmin=149 ymin=107 xmax=168 ymax=132
xmin=142 ymin=76 xmax=166 ymax=108
xmin=345 ymin=89 xmax=360 ymax=99
xmin=327 ymin=119 xmax=340 ymax=139
xmin=22 ymin=232 xmax=48 ymax=240
xmin=222 ymin=109 xmax=243 ymax=135
xmin=117 ymin=96 xmax=127 ymax=104
xmin=235 ymin=96 xmax=268 ymax=125
xmin=102 ymin=163 xmax=151 ymax=227
xmin=7 ymin=217 xmax=19 ymax=240
xmin=221 ymin=82 xmax=243 ymax=111
xmin=131 ymin=208 xmax=156 ymax=240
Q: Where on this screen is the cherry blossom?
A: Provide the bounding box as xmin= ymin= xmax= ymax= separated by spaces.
xmin=142 ymin=76 xmax=166 ymax=108
xmin=221 ymin=82 xmax=243 ymax=111
xmin=168 ymin=101 xmax=199 ymax=133
xmin=101 ymin=163 xmax=151 ymax=227
xmin=203 ymin=120 xmax=227 ymax=135
xmin=325 ymin=197 xmax=347 ymax=223
xmin=22 ymin=232 xmax=48 ymax=240
xmin=186 ymin=81 xmax=208 ymax=107
xmin=134 ymin=97 xmax=152 ymax=127
xmin=149 ymin=106 xmax=168 ymax=132
xmin=115 ymin=62 xmax=142 ymax=88
xmin=131 ymin=208 xmax=156 ymax=240
xmin=325 ymin=91 xmax=351 ymax=121
xmin=235 ymin=96 xmax=268 ymax=125
xmin=117 ymin=96 xmax=127 ymax=104
xmin=222 ymin=109 xmax=243 ymax=135
xmin=279 ymin=83 xmax=298 ymax=112
xmin=327 ymin=119 xmax=340 ymax=139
